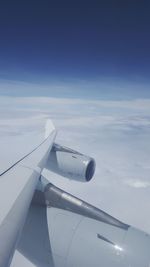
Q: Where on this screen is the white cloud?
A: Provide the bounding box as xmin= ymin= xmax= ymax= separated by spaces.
xmin=125 ymin=179 xmax=150 ymax=188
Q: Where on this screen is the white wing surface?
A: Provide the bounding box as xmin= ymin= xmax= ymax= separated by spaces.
xmin=0 ymin=120 xmax=56 ymax=267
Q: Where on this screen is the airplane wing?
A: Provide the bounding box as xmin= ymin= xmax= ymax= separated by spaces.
xmin=0 ymin=120 xmax=56 ymax=267
xmin=1 ymin=120 xmax=150 ymax=267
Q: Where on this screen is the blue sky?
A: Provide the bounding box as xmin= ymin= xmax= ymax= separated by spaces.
xmin=0 ymin=1 xmax=150 ymax=99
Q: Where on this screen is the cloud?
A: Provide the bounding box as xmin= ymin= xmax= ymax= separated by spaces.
xmin=125 ymin=179 xmax=150 ymax=188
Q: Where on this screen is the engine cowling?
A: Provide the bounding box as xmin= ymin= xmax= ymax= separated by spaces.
xmin=46 ymin=143 xmax=96 ymax=182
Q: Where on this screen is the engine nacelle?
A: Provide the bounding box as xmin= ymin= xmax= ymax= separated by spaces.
xmin=46 ymin=143 xmax=96 ymax=182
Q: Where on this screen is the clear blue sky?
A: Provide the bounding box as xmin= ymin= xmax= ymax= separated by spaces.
xmin=0 ymin=1 xmax=150 ymax=99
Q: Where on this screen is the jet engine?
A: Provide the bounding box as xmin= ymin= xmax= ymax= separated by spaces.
xmin=46 ymin=143 xmax=96 ymax=182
